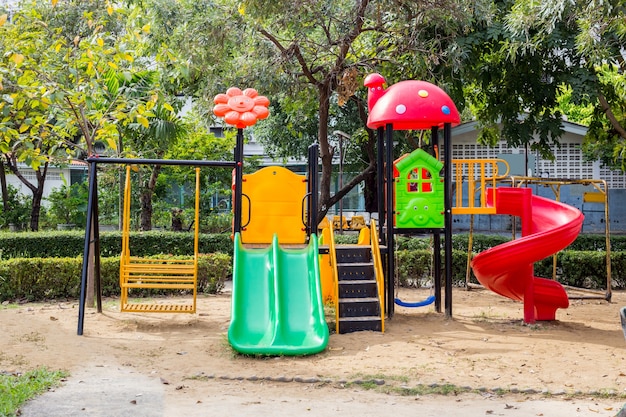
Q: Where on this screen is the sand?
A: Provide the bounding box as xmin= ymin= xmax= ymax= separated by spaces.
xmin=2 ymin=285 xmax=626 ymax=416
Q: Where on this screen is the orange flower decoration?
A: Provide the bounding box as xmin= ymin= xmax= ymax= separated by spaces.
xmin=213 ymin=87 xmax=270 ymax=128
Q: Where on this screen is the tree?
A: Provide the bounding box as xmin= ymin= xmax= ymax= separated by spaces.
xmin=0 ymin=0 xmax=165 ymax=230
xmin=454 ymin=0 xmax=626 ymax=169
xmin=144 ymin=0 xmax=470 ymax=222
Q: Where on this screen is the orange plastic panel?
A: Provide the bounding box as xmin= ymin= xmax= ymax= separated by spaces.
xmin=241 ymin=166 xmax=307 ymax=244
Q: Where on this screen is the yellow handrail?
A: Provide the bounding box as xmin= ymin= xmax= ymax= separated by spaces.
xmin=451 ymin=158 xmax=510 ymax=215
xmin=369 ymin=219 xmax=385 ymax=333
xmin=325 ymin=224 xmax=340 ymax=334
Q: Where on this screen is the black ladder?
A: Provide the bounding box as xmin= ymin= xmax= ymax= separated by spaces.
xmin=336 ymin=245 xmax=383 ymax=333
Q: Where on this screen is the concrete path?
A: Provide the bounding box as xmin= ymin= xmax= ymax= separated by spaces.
xmin=19 ymin=363 xmax=624 ymax=417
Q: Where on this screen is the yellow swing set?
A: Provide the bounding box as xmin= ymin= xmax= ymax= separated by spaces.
xmin=119 ymin=165 xmax=201 ymax=313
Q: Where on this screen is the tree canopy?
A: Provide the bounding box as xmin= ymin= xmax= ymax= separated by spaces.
xmin=2 ymin=0 xmax=626 ymax=231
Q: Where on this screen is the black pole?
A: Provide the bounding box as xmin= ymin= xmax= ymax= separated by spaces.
xmin=307 ymin=143 xmax=319 ymax=237
xmin=431 ymin=126 xmax=442 ymax=313
xmin=233 ymin=129 xmax=244 ymax=235
xmin=376 ymin=127 xmax=385 ymax=243
xmin=92 ymin=172 xmax=102 ymax=313
xmin=385 ymin=124 xmax=395 ymax=318
xmin=85 ymin=157 xmax=236 ymax=168
xmin=443 ymin=123 xmax=453 ymax=318
xmin=77 ymin=160 xmax=98 ymax=335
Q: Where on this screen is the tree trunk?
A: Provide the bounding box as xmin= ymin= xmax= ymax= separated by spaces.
xmin=29 ymin=189 xmax=43 ymax=232
xmin=0 ymin=159 xmax=8 ymax=212
xmin=5 ymin=154 xmax=48 ymax=231
xmin=317 ymin=85 xmax=334 ymax=224
xmin=139 ymin=165 xmax=162 ymax=231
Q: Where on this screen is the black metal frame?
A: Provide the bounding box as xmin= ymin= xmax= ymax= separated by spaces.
xmin=377 ymin=122 xmax=454 ymax=320
xmin=306 ymin=143 xmax=319 ymax=237
xmin=77 ymin=131 xmax=244 ymax=335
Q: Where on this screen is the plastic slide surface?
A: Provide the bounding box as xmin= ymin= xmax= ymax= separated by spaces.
xmin=228 ymin=233 xmax=329 ymax=356
xmin=471 ymin=187 xmax=584 ymax=323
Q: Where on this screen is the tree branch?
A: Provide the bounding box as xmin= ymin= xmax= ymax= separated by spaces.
xmin=598 ymin=93 xmax=626 ymax=140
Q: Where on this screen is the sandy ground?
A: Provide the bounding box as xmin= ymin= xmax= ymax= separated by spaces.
xmin=2 ymin=285 xmax=626 ymax=416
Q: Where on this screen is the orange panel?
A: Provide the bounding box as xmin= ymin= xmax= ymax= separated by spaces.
xmin=241 ymin=166 xmax=307 ymax=244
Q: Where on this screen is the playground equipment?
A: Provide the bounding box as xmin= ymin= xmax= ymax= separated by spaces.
xmin=119 ymin=166 xmax=200 ymax=313
xmin=364 ymin=72 xmax=587 ymax=324
xmin=212 ymin=88 xmax=329 ymax=354
xmin=77 ymin=157 xmax=239 ymax=335
xmin=471 ymin=187 xmax=583 ymax=322
xmin=320 ymin=217 xmax=385 ymax=334
xmin=77 ymin=74 xmax=596 ymax=342
xmin=509 ymin=176 xmax=612 ymax=301
xmin=228 ymin=233 xmax=328 ymax=355
xmin=364 ymin=73 xmax=461 ymax=319
xmin=226 ymin=160 xmax=330 ymax=353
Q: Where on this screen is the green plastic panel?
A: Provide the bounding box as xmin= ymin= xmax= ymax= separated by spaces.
xmin=228 ymin=233 xmax=329 ymax=356
xmin=394 ymin=148 xmax=445 ymax=229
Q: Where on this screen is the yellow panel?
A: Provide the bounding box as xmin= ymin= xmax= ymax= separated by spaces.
xmin=241 ymin=166 xmax=307 ymax=244
xmin=583 ymin=192 xmax=606 ymax=204
xmin=318 ymin=228 xmax=334 ymax=304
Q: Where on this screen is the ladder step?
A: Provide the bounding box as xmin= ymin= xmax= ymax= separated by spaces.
xmin=339 ymin=297 xmax=379 ymax=303
xmin=338 ymin=316 xmax=382 ymax=334
xmin=338 ymin=281 xmax=378 ymax=298
xmin=339 ymin=298 xmax=381 ymax=317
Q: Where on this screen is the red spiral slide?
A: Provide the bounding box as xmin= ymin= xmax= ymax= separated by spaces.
xmin=470 ymin=187 xmax=584 ymax=323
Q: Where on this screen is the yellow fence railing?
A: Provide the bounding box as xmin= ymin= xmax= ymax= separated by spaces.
xmin=451 ymin=158 xmax=510 ymax=215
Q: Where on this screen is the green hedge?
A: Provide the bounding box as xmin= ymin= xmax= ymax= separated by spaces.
xmin=1 ymin=231 xmax=622 ymax=259
xmin=394 ymin=249 xmax=623 ymax=290
xmin=0 ymin=253 xmax=231 ymax=302
xmin=0 ymin=231 xmax=233 ymax=259
xmin=0 ymin=231 xmax=622 ymax=299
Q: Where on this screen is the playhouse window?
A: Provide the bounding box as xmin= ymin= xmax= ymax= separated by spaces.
xmin=407 ymin=168 xmax=433 ymax=192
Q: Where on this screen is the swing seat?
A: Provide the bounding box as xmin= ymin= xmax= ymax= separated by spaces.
xmin=120 ymin=257 xmax=197 ymax=313
xmin=394 ymin=295 xmax=435 ymax=308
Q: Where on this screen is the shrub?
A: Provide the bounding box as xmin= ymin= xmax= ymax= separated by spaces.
xmin=0 ymin=230 xmax=233 ymax=259
xmin=0 ymin=253 xmax=231 ymax=302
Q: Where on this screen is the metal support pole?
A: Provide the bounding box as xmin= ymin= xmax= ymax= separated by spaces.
xmin=431 ymin=126 xmax=442 ymax=313
xmin=443 ymin=123 xmax=453 ymax=318
xmin=307 ymin=143 xmax=319 ymax=237
xmin=93 ymin=173 xmax=102 ymax=313
xmin=77 ymin=160 xmax=98 ymax=335
xmin=233 ymin=129 xmax=244 ymax=234
xmin=376 ymin=127 xmax=385 ymax=243
xmin=385 ymin=124 xmax=395 ymax=318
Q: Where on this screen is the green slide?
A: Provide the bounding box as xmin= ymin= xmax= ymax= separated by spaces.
xmin=228 ymin=233 xmax=329 ymax=356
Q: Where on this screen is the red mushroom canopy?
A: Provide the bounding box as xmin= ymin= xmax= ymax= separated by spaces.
xmin=365 ymin=75 xmax=460 ymax=131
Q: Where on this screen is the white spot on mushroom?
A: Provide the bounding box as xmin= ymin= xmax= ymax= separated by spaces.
xmin=396 ymin=104 xmax=407 ymax=114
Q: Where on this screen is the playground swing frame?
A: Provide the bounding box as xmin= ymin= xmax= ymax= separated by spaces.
xmin=118 ymin=165 xmax=201 ymax=313
xmin=77 ymin=157 xmax=239 ymax=336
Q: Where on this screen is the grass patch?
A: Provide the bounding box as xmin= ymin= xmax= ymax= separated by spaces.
xmin=0 ymin=368 xmax=68 ymax=417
